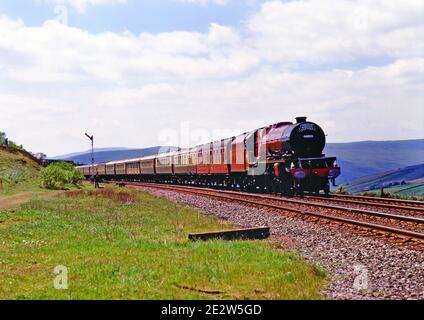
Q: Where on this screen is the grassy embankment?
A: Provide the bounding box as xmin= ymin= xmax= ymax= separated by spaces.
xmin=0 ymin=148 xmax=42 ymax=195
xmin=357 ymin=184 xmax=424 ymax=199
xmin=0 ymin=186 xmax=327 ymax=300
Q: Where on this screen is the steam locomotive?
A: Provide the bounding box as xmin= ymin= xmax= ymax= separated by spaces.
xmin=77 ymin=117 xmax=340 ymax=195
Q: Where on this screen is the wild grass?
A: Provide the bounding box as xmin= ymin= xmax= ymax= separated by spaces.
xmin=358 ymin=186 xmax=424 ymax=200
xmin=0 ymin=187 xmax=326 ymax=300
xmin=0 ymin=149 xmax=41 ymax=195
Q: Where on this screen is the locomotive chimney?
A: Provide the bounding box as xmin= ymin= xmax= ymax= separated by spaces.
xmin=296 ymin=117 xmax=307 ymax=123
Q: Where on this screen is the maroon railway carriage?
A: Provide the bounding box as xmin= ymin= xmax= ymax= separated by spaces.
xmin=140 ymin=155 xmax=156 ymax=174
xmin=197 ymin=143 xmax=211 ymax=176
xmin=174 ymin=149 xmax=197 ymax=179
xmin=210 ymin=139 xmax=230 ymax=175
xmin=94 ymin=164 xmax=106 ymax=176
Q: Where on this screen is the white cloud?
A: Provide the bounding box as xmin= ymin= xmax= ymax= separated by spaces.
xmin=0 ymin=0 xmax=423 ymax=156
xmin=248 ymin=0 xmax=424 ymax=63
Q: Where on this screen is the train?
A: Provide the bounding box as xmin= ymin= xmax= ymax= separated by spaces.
xmin=77 ymin=117 xmax=341 ymax=195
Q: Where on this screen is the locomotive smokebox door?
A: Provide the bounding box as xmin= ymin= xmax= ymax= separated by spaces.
xmin=290 ymin=122 xmax=326 ymax=157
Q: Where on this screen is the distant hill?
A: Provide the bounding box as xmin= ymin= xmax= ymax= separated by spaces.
xmin=59 ymin=146 xmax=179 ymax=165
xmin=325 ymin=139 xmax=424 ymax=183
xmin=52 ymin=148 xmax=131 ymax=160
xmin=345 ymin=163 xmax=424 ymax=194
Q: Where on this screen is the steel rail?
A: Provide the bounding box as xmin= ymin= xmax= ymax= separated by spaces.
xmin=240 ymin=191 xmax=424 ymax=224
xmin=123 ymin=182 xmax=424 ymax=241
xmin=133 ymin=183 xmax=424 ymax=224
xmin=304 ymin=195 xmax=424 ymax=214
xmin=331 ymin=193 xmax=424 ymax=207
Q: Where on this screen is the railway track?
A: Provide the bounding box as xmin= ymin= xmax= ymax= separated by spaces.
xmin=330 ymin=193 xmax=424 ymax=209
xmin=303 ymin=194 xmax=424 ymax=215
xmin=118 ymin=181 xmax=424 ymax=245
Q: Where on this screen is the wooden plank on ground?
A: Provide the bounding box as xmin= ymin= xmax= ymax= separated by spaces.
xmin=188 ymin=227 xmax=270 ymax=241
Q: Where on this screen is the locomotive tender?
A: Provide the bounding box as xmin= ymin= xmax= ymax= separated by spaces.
xmin=77 ymin=117 xmax=340 ymax=195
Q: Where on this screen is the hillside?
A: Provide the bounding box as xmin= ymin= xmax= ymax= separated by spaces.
xmin=0 ymin=146 xmax=41 ymax=194
xmin=325 ymin=139 xmax=424 ymax=183
xmin=52 ymin=147 xmax=132 ymax=160
xmin=345 ymin=163 xmax=424 ymax=195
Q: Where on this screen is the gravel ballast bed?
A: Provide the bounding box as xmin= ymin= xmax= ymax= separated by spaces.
xmin=142 ymin=187 xmax=424 ymax=300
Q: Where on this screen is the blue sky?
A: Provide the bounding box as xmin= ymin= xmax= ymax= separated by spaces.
xmin=0 ymin=0 xmax=423 ymax=156
xmin=0 ymin=1 xmax=259 ymax=33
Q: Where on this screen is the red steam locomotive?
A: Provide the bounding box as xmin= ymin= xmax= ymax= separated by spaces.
xmin=77 ymin=117 xmax=340 ymax=195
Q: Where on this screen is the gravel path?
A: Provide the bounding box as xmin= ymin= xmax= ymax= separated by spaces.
xmin=142 ymin=187 xmax=424 ymax=300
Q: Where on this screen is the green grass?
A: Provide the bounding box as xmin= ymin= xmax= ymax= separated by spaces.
xmin=357 ymin=183 xmax=424 ymax=199
xmin=0 ymin=149 xmax=42 ymax=195
xmin=0 ymin=187 xmax=326 ymax=300
xmin=396 ymin=184 xmax=424 ymax=197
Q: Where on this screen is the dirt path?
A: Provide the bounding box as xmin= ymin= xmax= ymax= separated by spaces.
xmin=0 ymin=192 xmax=60 ymax=210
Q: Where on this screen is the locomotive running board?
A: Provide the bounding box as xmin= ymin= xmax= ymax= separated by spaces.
xmin=188 ymin=227 xmax=270 ymax=241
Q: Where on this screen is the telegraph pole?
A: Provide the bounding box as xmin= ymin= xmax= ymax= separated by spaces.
xmin=85 ymin=133 xmax=94 ymax=183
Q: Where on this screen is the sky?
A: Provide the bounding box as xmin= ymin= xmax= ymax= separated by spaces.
xmin=0 ymin=0 xmax=423 ymax=157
